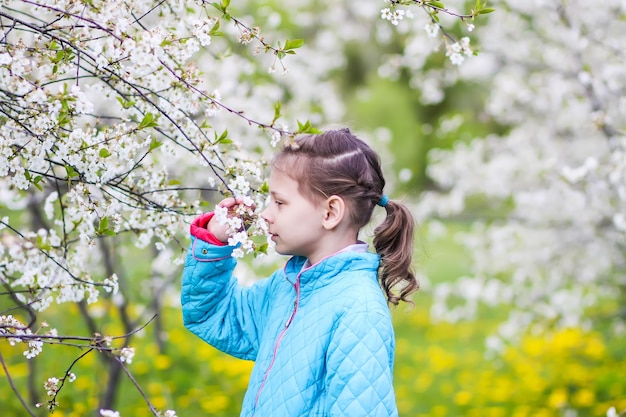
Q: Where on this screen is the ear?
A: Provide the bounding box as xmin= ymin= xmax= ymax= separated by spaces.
xmin=321 ymin=195 xmax=346 ymax=230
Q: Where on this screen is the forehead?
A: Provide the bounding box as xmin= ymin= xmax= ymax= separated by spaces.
xmin=268 ymin=168 xmax=323 ymax=207
xmin=268 ymin=169 xmax=300 ymax=195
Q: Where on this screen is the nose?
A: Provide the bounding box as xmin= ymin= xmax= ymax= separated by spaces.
xmin=261 ymin=206 xmax=272 ymax=223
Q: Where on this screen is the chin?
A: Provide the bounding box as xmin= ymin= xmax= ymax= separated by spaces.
xmin=274 ymin=245 xmax=296 ymax=258
xmin=275 ymin=248 xmax=293 ymax=257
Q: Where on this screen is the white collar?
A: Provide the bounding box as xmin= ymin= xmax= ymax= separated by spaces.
xmin=302 ymin=241 xmax=369 ymax=270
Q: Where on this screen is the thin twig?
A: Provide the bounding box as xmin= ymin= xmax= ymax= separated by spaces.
xmin=0 ymin=352 xmax=38 ymax=417
xmin=116 ymin=358 xmax=160 ymax=416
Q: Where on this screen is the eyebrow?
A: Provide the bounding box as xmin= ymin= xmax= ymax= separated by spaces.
xmin=269 ymin=191 xmax=288 ymax=200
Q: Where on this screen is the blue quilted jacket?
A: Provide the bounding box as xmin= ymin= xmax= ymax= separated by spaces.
xmin=181 ymin=235 xmax=398 ymax=417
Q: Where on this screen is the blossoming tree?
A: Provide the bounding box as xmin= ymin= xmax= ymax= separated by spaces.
xmin=389 ymin=0 xmax=626 ymax=351
xmin=0 ymin=0 xmax=488 ymax=415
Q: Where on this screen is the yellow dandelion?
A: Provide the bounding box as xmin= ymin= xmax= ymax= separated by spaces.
xmin=548 ymin=388 xmax=568 ymax=408
xmin=454 ymin=390 xmax=472 ymax=406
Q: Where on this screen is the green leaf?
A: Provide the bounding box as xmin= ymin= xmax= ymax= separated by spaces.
xmin=259 ymin=180 xmax=269 ymax=194
xmin=116 ymin=97 xmax=135 ymax=109
xmin=479 ymin=7 xmax=495 ymax=14
xmin=168 ymin=179 xmax=181 ymax=185
xmin=209 ymin=20 xmax=222 ymax=36
xmin=210 ymin=0 xmax=229 ymax=13
xmin=284 ymin=39 xmax=304 ymax=51
xmin=429 ymin=1 xmax=445 ymax=8
xmin=97 ymin=216 xmax=116 ymax=236
xmin=24 ymin=171 xmax=43 ymax=191
xmin=138 ymin=112 xmax=158 ymax=129
xmin=33 ymin=175 xmax=43 ymax=191
xmin=65 ymin=165 xmax=79 ymax=179
xmin=215 ymin=129 xmax=232 ymax=144
xmin=36 ymin=235 xmax=51 ymax=252
xmin=272 ymin=101 xmax=282 ymax=124
xmin=296 ymin=120 xmax=320 ymax=134
xmin=258 ymin=240 xmax=269 ymax=250
xmin=149 ymin=138 xmax=163 ymax=151
xmin=99 ymin=148 xmax=111 ymax=158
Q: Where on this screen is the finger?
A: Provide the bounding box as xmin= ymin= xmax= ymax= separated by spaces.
xmin=219 ymin=197 xmax=257 ymax=210
xmin=216 ymin=197 xmax=238 ymax=209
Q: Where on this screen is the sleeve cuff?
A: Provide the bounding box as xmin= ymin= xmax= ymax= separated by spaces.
xmin=190 ymin=212 xmax=227 ymax=246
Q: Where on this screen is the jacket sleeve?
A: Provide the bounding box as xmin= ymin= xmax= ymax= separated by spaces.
xmin=324 ymin=309 xmax=398 ymax=416
xmin=181 ymin=234 xmax=272 ymax=361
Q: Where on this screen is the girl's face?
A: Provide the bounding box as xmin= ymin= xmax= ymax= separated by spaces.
xmin=261 ymin=169 xmax=328 ymax=263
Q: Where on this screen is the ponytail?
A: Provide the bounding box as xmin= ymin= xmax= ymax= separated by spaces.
xmin=373 ymin=199 xmax=419 ymax=306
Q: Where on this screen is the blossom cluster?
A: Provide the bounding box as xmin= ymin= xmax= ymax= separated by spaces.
xmin=119 ymin=347 xmax=136 ymax=364
xmin=445 ymin=37 xmax=473 ymax=66
xmin=0 ymin=0 xmax=294 ymax=319
xmin=381 ymin=7 xmax=409 ymax=26
xmin=379 ymin=0 xmax=480 ymax=65
xmin=213 ymin=198 xmax=273 ymax=258
xmin=0 ymin=315 xmax=58 ymax=359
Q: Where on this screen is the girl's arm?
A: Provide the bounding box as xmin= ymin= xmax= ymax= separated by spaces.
xmin=180 ymin=211 xmax=271 ymax=361
xmin=324 ymin=309 xmax=398 ymax=416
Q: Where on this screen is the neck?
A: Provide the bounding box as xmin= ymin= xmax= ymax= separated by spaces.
xmin=306 ymin=230 xmax=358 ymax=266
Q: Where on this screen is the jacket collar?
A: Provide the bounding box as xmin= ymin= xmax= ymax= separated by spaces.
xmin=283 ymin=248 xmax=380 ymax=292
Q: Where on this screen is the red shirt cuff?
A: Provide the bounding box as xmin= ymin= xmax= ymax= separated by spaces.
xmin=190 ymin=212 xmax=227 ymax=246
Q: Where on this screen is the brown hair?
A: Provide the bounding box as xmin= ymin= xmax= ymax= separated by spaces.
xmin=273 ymin=128 xmax=419 ymax=305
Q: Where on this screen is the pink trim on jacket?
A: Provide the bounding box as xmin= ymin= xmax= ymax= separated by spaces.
xmin=254 ymin=267 xmax=301 ymax=412
xmin=190 ymin=238 xmax=233 ymax=262
xmin=190 ymin=212 xmax=227 ymax=246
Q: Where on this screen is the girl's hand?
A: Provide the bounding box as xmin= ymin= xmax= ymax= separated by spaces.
xmin=207 ymin=197 xmax=254 ymax=243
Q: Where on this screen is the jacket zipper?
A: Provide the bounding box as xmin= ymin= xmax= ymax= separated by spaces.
xmin=253 ymin=269 xmax=302 ymax=413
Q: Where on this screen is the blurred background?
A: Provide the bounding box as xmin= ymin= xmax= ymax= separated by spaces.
xmin=1 ymin=0 xmax=625 ymax=416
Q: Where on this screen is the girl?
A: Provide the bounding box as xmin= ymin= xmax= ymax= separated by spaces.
xmin=181 ymin=128 xmax=418 ymax=416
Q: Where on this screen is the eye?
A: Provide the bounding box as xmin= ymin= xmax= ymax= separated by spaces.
xmin=268 ymin=195 xmax=283 ymax=206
